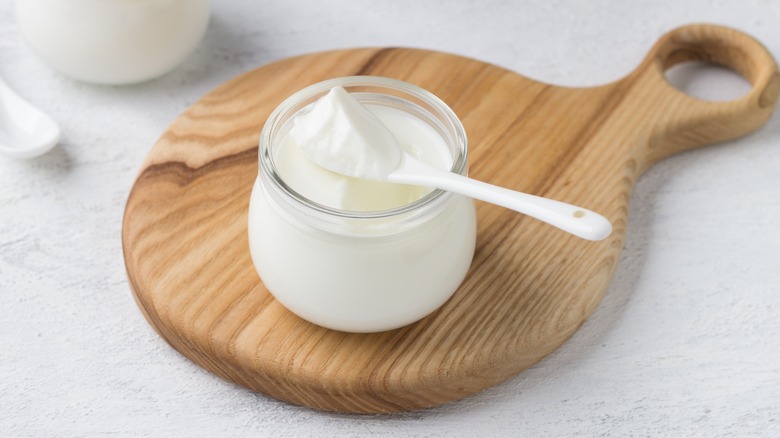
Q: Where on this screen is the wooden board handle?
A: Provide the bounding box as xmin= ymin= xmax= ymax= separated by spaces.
xmin=630 ymin=24 xmax=779 ymax=165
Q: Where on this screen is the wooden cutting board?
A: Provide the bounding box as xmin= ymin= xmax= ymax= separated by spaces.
xmin=123 ymin=24 xmax=779 ymax=413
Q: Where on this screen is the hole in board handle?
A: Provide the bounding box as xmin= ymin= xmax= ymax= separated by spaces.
xmin=665 ymin=61 xmax=752 ymax=102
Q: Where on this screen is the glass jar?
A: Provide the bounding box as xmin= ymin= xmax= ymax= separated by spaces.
xmin=15 ymin=0 xmax=210 ymax=84
xmin=247 ymin=76 xmax=476 ymax=333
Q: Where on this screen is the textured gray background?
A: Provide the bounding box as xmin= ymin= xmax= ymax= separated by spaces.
xmin=1 ymin=1 xmax=779 ymax=437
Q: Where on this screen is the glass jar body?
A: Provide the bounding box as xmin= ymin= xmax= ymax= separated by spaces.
xmin=248 ymin=76 xmax=476 ymax=333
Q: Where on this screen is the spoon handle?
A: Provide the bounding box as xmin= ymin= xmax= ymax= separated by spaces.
xmin=387 ymin=154 xmax=612 ymax=241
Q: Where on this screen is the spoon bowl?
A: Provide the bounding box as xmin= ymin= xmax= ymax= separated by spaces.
xmin=0 ymin=77 xmax=60 ymax=159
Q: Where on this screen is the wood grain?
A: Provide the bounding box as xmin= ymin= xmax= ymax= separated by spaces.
xmin=122 ymin=24 xmax=778 ymax=413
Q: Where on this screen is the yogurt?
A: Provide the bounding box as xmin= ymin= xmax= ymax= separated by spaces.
xmin=275 ymin=88 xmax=451 ymax=211
xmin=248 ymin=77 xmax=476 ymax=333
xmin=290 ymin=86 xmax=403 ymax=181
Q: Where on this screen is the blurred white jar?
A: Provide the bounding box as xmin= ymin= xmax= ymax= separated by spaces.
xmin=15 ymin=0 xmax=210 ymax=84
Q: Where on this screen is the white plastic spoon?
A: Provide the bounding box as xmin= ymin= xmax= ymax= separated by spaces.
xmin=0 ymin=77 xmax=60 ymax=159
xmin=386 ymin=153 xmax=612 ymax=240
xmin=293 ymin=86 xmax=612 ymax=241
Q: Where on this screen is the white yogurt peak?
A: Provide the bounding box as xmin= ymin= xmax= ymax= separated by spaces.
xmin=276 ymin=90 xmax=451 ymax=211
xmin=290 ymin=86 xmax=402 ymax=180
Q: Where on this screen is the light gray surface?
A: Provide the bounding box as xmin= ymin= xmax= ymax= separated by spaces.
xmin=1 ymin=1 xmax=779 ymax=437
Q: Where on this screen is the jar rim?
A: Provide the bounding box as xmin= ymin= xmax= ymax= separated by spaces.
xmin=259 ymin=76 xmax=468 ymax=221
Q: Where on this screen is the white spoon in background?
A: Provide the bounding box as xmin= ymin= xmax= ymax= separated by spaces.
xmin=0 ymin=77 xmax=60 ymax=159
xmin=293 ymin=86 xmax=612 ymax=241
